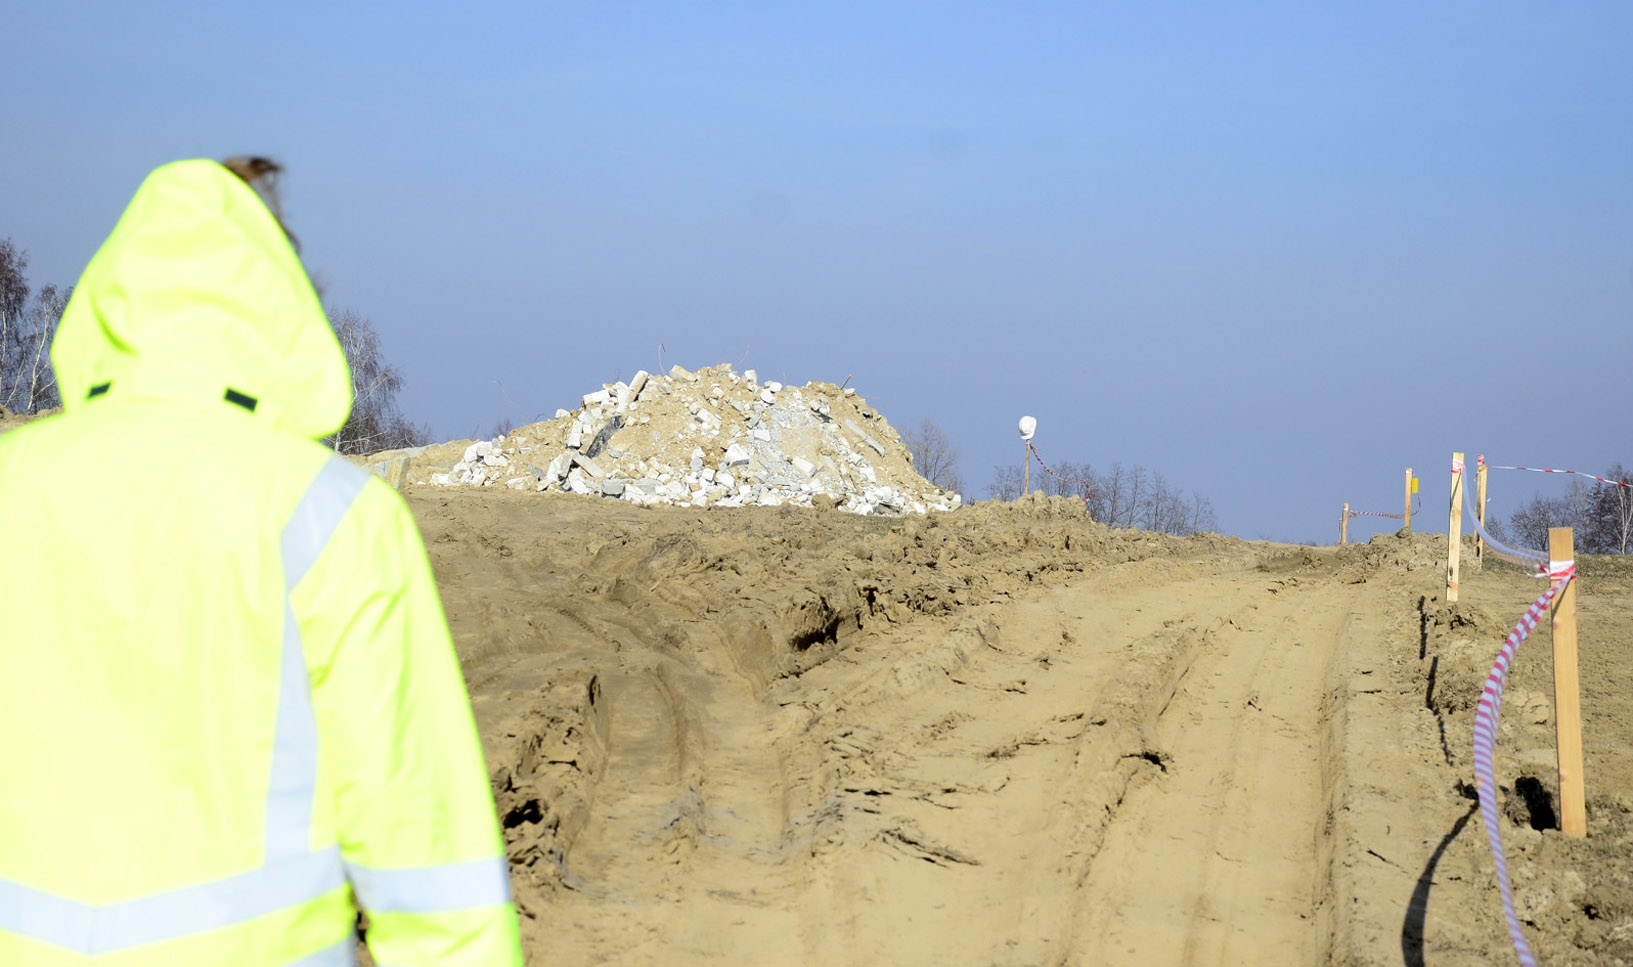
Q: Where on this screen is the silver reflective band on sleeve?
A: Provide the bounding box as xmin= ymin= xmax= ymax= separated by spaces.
xmin=285 ymin=937 xmax=357 ymax=967
xmin=0 ymin=847 xmax=345 ymax=954
xmin=346 ymin=856 xmax=513 ymax=914
xmin=267 ymin=456 xmax=373 ymax=857
xmin=0 ymin=457 xmax=371 ymax=955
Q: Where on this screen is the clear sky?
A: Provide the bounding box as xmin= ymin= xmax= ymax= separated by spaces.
xmin=5 ymin=2 xmax=1629 ymax=542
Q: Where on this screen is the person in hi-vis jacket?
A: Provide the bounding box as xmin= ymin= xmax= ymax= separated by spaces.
xmin=0 ymin=158 xmax=524 ymax=966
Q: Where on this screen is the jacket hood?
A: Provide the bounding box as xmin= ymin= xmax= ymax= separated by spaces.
xmin=52 ymin=159 xmax=353 ymax=439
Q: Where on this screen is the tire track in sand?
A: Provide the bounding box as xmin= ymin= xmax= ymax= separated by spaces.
xmin=1069 ymin=581 xmax=1348 ymax=965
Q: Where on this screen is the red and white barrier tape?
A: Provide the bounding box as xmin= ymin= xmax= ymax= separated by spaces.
xmin=1346 ymin=495 xmax=1422 ymax=521
xmin=1458 ymin=491 xmax=1557 ymax=964
xmin=1025 ymin=442 xmax=1092 ymax=500
xmin=1486 ymin=462 xmax=1632 ymax=489
xmin=1473 ymin=565 xmax=1573 ymax=967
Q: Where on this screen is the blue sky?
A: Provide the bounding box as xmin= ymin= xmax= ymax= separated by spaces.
xmin=5 ymin=2 xmax=1629 ymax=542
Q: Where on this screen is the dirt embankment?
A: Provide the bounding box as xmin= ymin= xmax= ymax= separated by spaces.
xmin=416 ymin=488 xmax=1633 ymax=966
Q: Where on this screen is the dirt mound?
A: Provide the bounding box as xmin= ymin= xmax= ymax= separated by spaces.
xmin=412 ymin=498 xmax=1633 ymax=966
xmin=399 ymin=364 xmax=960 ymax=515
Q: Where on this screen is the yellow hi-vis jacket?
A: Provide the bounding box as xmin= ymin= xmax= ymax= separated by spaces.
xmin=0 ymin=160 xmax=523 ymax=966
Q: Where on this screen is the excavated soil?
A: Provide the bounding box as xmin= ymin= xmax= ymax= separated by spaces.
xmin=7 ymin=410 xmax=1630 ymax=964
xmin=412 ymin=489 xmax=1633 ymax=966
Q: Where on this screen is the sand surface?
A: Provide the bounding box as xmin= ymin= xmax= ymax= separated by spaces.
xmin=407 ymin=488 xmax=1633 ymax=966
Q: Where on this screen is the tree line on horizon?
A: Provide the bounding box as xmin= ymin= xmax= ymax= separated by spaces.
xmin=1486 ymin=467 xmax=1633 ymax=555
xmin=0 ymin=236 xmax=425 ymax=456
xmin=898 ymin=418 xmax=1218 ymax=536
xmin=990 ymin=458 xmax=1219 ymax=536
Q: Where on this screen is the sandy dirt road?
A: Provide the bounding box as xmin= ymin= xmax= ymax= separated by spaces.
xmin=400 ymin=490 xmax=1633 ymax=966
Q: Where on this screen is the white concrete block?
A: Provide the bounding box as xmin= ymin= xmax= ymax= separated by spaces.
xmin=573 ymin=454 xmax=605 ymax=478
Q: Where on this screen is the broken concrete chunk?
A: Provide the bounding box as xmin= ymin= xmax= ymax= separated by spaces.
xmin=600 ymin=478 xmax=627 ymax=497
xmin=572 ymin=454 xmax=605 ymax=478
xmin=625 ymin=370 xmax=650 ymax=404
xmin=843 ymin=419 xmax=886 ymax=456
xmin=583 ymin=415 xmax=624 ymax=458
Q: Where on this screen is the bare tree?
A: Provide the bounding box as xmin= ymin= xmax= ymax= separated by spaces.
xmin=1039 ymin=459 xmax=1094 ymax=501
xmin=1507 ymin=488 xmax=1583 ymax=552
xmin=18 ymin=284 xmax=68 ymax=412
xmin=0 ymin=259 xmax=68 ymax=416
xmin=0 ymin=239 xmax=31 ymax=410
xmin=985 ymin=464 xmax=1023 ymax=501
xmin=326 ymin=308 xmax=429 ymax=455
xmin=1587 ymin=465 xmax=1633 ymax=554
xmin=901 ymin=419 xmax=964 ymax=494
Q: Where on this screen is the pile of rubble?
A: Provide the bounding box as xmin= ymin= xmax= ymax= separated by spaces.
xmin=423 ymin=364 xmax=962 ymax=515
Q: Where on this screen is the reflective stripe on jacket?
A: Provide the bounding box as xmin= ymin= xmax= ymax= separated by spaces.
xmin=0 ymin=160 xmax=522 ymax=965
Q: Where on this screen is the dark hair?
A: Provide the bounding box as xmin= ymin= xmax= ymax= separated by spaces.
xmin=220 ymin=156 xmax=298 ymax=251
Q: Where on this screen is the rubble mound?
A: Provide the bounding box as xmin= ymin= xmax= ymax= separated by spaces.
xmin=425 ymin=363 xmax=962 ymax=515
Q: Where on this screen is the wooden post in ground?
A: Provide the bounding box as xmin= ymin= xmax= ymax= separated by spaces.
xmin=1022 ymin=441 xmax=1031 ymax=496
xmin=1340 ymin=503 xmax=1349 ymax=545
xmin=1475 ymin=455 xmax=1488 ymax=570
xmin=1550 ymin=527 xmax=1586 ymax=837
xmin=1447 ymin=453 xmax=1464 ymax=602
xmin=1404 ymin=467 xmax=1414 ymax=533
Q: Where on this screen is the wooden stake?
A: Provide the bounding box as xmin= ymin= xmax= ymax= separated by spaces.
xmin=1447 ymin=453 xmax=1464 ymax=602
xmin=1550 ymin=527 xmax=1586 ymax=837
xmin=1022 ymin=441 xmax=1031 ymax=496
xmin=1340 ymin=503 xmax=1349 ymax=545
xmin=1475 ymin=455 xmax=1488 ymax=570
xmin=1404 ymin=467 xmax=1414 ymax=533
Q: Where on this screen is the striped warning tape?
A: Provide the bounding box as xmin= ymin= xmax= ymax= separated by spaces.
xmin=1025 ymin=442 xmax=1092 ymax=500
xmin=1459 ymin=490 xmax=1559 ymax=966
xmin=1472 ymin=567 xmax=1571 ymax=967
xmin=1486 ymin=463 xmax=1633 ymax=489
xmin=1346 ymin=495 xmax=1422 ymax=521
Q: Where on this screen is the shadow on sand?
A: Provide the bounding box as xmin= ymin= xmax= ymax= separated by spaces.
xmin=1401 ymin=803 xmax=1477 ymax=967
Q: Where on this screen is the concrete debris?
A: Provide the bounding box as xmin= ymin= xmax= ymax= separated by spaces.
xmin=431 ymin=362 xmax=962 ymax=516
